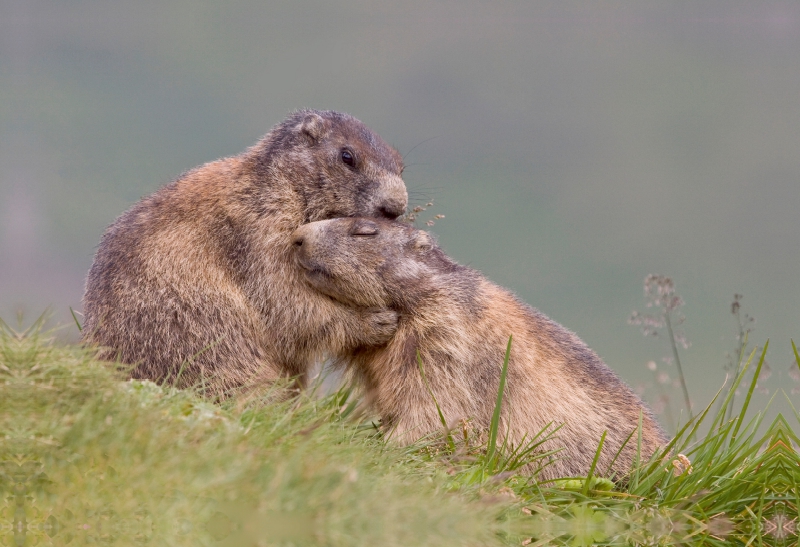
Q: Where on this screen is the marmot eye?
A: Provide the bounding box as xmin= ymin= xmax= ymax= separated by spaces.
xmin=341 ymin=149 xmax=355 ymax=167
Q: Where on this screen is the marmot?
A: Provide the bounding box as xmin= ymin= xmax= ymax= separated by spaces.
xmin=290 ymin=218 xmax=667 ymax=480
xmin=82 ymin=110 xmax=408 ymax=396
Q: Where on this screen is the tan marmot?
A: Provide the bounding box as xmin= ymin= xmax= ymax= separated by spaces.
xmin=82 ymin=110 xmax=408 ymax=396
xmin=290 ymin=218 xmax=668 ymax=480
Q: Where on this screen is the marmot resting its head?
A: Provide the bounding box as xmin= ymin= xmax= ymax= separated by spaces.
xmin=291 ymin=217 xmax=668 ymax=480
xmin=82 ymin=110 xmax=407 ymax=396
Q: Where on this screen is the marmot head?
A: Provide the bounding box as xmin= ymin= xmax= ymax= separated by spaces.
xmin=290 ymin=218 xmax=444 ymax=310
xmin=256 ymin=110 xmax=408 ymax=223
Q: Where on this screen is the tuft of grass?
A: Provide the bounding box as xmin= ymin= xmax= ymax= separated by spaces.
xmin=411 ymin=336 xmax=565 ymax=488
xmin=503 ymin=339 xmax=800 ymax=546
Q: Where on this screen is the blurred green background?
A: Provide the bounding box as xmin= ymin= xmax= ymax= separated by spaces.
xmin=2 ymin=1 xmax=798 ymax=422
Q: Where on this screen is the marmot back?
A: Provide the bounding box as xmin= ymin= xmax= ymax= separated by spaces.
xmin=291 ymin=217 xmax=668 ymax=480
xmin=82 ymin=110 xmax=408 ymax=396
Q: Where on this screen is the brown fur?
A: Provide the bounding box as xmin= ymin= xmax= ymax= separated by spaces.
xmin=291 ymin=218 xmax=668 ymax=480
xmin=82 ymin=110 xmax=408 ymax=396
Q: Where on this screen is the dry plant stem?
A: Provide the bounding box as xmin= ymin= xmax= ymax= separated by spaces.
xmin=665 ymin=313 xmax=692 ymax=419
xmin=654 ymin=379 xmax=676 ymax=434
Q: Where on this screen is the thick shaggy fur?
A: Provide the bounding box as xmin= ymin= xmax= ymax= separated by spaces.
xmin=291 ymin=218 xmax=668 ymax=480
xmin=82 ymin=111 xmax=407 ymax=395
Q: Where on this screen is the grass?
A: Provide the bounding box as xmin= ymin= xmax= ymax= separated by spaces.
xmin=1 ymin=319 xmax=504 ymax=547
xmin=2 ymin=317 xmax=799 ymax=546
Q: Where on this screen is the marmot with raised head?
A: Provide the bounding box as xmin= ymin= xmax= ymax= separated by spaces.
xmin=290 ymin=218 xmax=667 ymax=480
xmin=82 ymin=110 xmax=408 ymax=395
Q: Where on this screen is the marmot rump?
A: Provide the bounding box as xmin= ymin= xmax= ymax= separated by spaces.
xmin=291 ymin=218 xmax=667 ymax=480
xmin=82 ymin=110 xmax=407 ymax=395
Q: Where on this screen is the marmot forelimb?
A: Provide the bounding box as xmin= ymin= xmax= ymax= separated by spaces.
xmin=82 ymin=110 xmax=408 ymax=395
xmin=291 ymin=218 xmax=668 ymax=480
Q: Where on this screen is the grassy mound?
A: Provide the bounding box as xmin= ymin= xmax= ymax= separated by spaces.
xmin=1 ymin=323 xmax=506 ymax=546
xmin=2 ymin=320 xmax=799 ymax=546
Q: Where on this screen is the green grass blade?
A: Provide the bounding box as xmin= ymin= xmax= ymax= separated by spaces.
xmin=712 ymin=347 xmax=758 ymax=433
xmin=169 ymin=336 xmax=224 ymax=387
xmin=674 ymin=380 xmax=726 ymax=454
xmin=629 ymin=409 xmax=708 ymax=493
xmin=417 ymin=351 xmax=455 ymax=451
xmin=486 ymin=336 xmax=512 ymax=473
xmin=604 ymin=426 xmax=636 ymax=479
xmin=69 ymin=306 xmax=83 ymax=333
xmin=731 ymin=340 xmax=768 ymax=444
xmin=724 ymin=331 xmax=750 ymax=424
xmin=581 ymin=430 xmax=606 ymax=496
xmin=631 ymin=411 xmax=643 ymax=490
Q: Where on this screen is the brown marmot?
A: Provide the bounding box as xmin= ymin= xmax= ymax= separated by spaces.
xmin=82 ymin=110 xmax=408 ymax=396
xmin=290 ymin=218 xmax=668 ymax=480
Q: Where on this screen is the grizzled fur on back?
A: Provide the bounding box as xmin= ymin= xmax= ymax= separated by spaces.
xmin=82 ymin=110 xmax=408 ymax=396
xmin=291 ymin=218 xmax=668 ymax=480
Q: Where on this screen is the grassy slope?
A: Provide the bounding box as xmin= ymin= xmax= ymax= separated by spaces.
xmin=1 ymin=325 xmax=508 ymax=547
xmin=2 ymin=322 xmax=799 ymax=546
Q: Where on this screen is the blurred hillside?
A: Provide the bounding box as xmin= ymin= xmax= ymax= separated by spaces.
xmin=2 ymin=0 xmax=799 ymax=421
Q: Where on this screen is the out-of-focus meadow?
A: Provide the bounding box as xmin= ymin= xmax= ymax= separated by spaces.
xmin=2 ymin=1 xmax=799 ymax=421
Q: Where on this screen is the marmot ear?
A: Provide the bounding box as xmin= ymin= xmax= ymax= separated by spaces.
xmin=412 ymin=231 xmax=433 ymax=251
xmin=298 ymin=112 xmax=329 ymax=143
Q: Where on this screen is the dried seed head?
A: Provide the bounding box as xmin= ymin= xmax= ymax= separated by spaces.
xmin=671 ymin=454 xmax=693 ymax=476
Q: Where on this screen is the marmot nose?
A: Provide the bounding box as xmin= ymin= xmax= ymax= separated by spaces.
xmin=376 ymin=201 xmax=406 ymax=220
xmin=291 ymin=232 xmax=305 ymax=248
